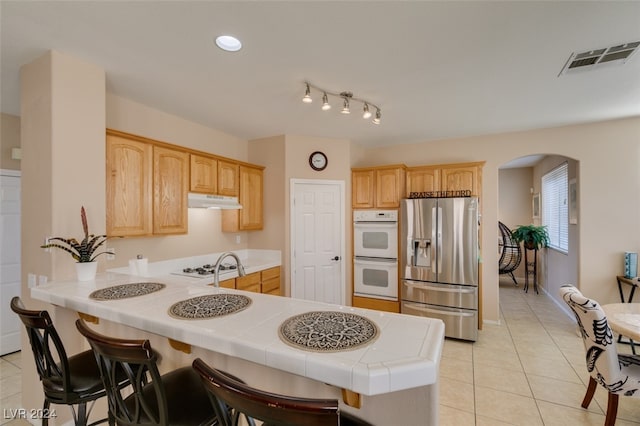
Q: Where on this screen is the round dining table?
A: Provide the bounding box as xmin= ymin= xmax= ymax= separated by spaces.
xmin=602 ymin=303 xmax=640 ymax=353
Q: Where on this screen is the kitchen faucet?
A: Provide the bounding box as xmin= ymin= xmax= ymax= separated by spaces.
xmin=212 ymin=252 xmax=246 ymax=287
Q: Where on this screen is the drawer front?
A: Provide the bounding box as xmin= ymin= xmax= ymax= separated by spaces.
xmin=262 ymin=277 xmax=280 ymax=294
xmin=219 ymin=278 xmax=235 ymax=289
xmin=261 ymin=266 xmax=280 ymax=281
xmin=263 ymin=288 xmax=281 ymax=296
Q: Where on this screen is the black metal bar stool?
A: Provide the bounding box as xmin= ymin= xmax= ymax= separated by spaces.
xmin=10 ymin=297 xmax=114 ymax=426
xmin=75 ymin=319 xmax=217 ymax=426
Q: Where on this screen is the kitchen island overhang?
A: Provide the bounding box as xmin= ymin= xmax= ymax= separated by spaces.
xmin=31 ymin=273 xmax=445 ymax=425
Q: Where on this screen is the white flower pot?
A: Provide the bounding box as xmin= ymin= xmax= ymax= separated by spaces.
xmin=75 ymin=262 xmax=98 ymax=282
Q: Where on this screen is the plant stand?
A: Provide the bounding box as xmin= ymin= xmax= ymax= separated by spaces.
xmin=523 ymin=247 xmax=538 ymax=294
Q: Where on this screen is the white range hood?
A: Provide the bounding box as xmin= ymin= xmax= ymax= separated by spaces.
xmin=188 ymin=193 xmax=242 ymax=209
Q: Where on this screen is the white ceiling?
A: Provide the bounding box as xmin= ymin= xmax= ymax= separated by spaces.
xmin=2 ymin=1 xmax=639 ymax=148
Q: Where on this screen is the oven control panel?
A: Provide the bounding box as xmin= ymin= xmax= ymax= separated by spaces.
xmin=353 ymin=210 xmax=398 ymax=222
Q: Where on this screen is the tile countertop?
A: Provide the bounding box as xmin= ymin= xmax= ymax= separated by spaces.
xmin=32 ymin=259 xmax=444 ymax=397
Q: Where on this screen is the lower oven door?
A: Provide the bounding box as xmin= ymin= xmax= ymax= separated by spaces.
xmin=401 ymin=301 xmax=478 ymax=341
xmin=354 ymin=257 xmax=398 ymax=301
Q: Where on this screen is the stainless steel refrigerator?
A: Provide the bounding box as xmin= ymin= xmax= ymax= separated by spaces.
xmin=400 ymin=197 xmax=479 ymax=341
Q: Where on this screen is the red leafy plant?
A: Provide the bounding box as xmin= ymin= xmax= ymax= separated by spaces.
xmin=41 ymin=206 xmax=111 ymax=262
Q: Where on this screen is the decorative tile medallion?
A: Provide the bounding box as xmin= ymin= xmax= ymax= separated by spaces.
xmin=168 ymin=294 xmax=252 ymax=320
xmin=89 ymin=282 xmax=166 ymax=300
xmin=279 ymin=311 xmax=379 ymax=352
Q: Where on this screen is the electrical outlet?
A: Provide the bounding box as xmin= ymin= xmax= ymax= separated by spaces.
xmin=43 ymin=236 xmax=51 ymax=252
xmin=38 ymin=275 xmax=48 ymax=286
xmin=106 ymin=247 xmax=115 ymax=260
xmin=28 ymin=273 xmax=37 ymax=288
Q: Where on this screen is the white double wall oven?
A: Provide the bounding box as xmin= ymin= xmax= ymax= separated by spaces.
xmin=353 ymin=210 xmax=398 ymax=301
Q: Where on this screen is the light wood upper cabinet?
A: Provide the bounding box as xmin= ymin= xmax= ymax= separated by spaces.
xmin=406 ymin=167 xmax=440 ymax=196
xmin=352 ymin=166 xmax=405 ymax=209
xmin=222 ymin=164 xmax=264 ymax=232
xmin=352 ymin=169 xmax=375 ymax=208
xmin=218 ymin=160 xmax=239 ymax=196
xmin=440 ymin=163 xmax=483 ymax=197
xmin=153 ymin=146 xmax=189 ymax=234
xmin=406 ymin=162 xmax=484 ymax=198
xmin=190 ymin=154 xmax=217 ymax=194
xmin=106 ymin=134 xmax=153 ymax=237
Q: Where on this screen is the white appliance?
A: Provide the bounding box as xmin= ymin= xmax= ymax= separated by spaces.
xmin=188 ymin=193 xmax=242 ymax=209
xmin=401 ymin=197 xmax=479 ymax=341
xmin=353 ymin=210 xmax=399 ymax=300
xmin=353 ymin=210 xmax=398 ymax=259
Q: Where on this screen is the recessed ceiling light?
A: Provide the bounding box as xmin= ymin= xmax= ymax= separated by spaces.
xmin=215 ymin=35 xmax=242 ymax=52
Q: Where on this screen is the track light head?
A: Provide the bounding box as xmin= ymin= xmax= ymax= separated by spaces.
xmin=372 ymin=108 xmax=381 ymax=125
xmin=302 ymin=83 xmax=312 ymax=103
xmin=341 ymin=98 xmax=351 ymax=114
xmin=321 ymin=93 xmax=331 ymax=111
xmin=362 ymin=103 xmax=372 ymax=119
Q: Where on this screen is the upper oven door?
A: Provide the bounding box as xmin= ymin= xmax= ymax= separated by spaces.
xmin=354 ymin=221 xmax=398 ymax=259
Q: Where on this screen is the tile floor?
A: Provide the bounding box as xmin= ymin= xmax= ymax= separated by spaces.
xmin=2 ymin=280 xmax=640 ymax=425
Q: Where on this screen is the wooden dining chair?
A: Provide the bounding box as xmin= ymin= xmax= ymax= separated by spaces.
xmin=192 ymin=358 xmax=373 ymax=426
xmin=560 ymin=285 xmax=640 ymax=425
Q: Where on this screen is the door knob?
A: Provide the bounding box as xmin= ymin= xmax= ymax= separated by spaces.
xmin=331 ymin=256 xmax=341 ymax=261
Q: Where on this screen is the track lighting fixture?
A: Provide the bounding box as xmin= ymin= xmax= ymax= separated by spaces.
xmin=302 ymin=82 xmax=382 ymax=125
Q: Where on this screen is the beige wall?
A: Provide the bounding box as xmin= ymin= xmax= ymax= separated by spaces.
xmin=359 ymin=116 xmax=640 ymax=322
xmin=498 ymin=167 xmax=533 ymax=280
xmin=1 ymin=113 xmax=21 ymax=170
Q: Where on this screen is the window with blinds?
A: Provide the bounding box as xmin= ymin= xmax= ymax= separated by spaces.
xmin=542 ymin=162 xmax=568 ymax=253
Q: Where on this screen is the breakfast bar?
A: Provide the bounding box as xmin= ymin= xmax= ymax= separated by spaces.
xmin=31 ymin=271 xmax=445 ymax=425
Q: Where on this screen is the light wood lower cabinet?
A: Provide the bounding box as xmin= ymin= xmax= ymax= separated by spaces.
xmin=352 ymin=296 xmax=400 ymax=313
xmin=260 ymin=266 xmax=281 ymax=295
xmin=210 ymin=266 xmax=281 ymax=296
xmin=236 ymin=272 xmax=261 ymax=293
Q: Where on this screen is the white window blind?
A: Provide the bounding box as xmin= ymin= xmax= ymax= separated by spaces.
xmin=542 ymin=162 xmax=568 ymax=253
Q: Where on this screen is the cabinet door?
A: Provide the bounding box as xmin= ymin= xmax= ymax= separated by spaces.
xmin=375 ymin=167 xmax=404 ymax=208
xmin=190 ymin=154 xmax=218 ymax=194
xmin=239 ymin=166 xmax=263 ymax=230
xmin=218 ymin=160 xmax=239 ymax=196
xmin=441 ymin=165 xmax=480 ymax=196
xmin=153 ymin=146 xmax=189 ymax=234
xmin=406 ymin=167 xmax=440 ymax=196
xmin=106 ymin=135 xmax=152 ymax=237
xmin=236 ymin=272 xmax=261 ymax=293
xmin=352 ymin=169 xmax=375 ymax=208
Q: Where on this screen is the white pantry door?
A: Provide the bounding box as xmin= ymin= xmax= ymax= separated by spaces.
xmin=291 ymin=179 xmax=345 ymax=305
xmin=0 ymin=170 xmax=21 ymax=355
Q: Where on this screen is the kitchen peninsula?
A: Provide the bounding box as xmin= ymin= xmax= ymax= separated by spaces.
xmin=31 ymin=251 xmax=445 ymax=425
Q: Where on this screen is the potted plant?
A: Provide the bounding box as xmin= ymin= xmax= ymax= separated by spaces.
xmin=41 ymin=206 xmax=111 ymax=281
xmin=511 ymin=224 xmax=550 ymax=250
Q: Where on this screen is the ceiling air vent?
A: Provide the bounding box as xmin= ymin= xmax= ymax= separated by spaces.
xmin=559 ymin=41 xmax=640 ymax=76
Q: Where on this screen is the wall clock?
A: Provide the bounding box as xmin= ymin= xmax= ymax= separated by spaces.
xmin=309 ymin=151 xmax=328 ymax=171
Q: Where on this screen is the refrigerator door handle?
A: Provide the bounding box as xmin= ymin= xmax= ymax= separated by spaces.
xmin=436 ymin=206 xmax=443 ymax=274
xmin=431 ymin=206 xmax=438 ymax=274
